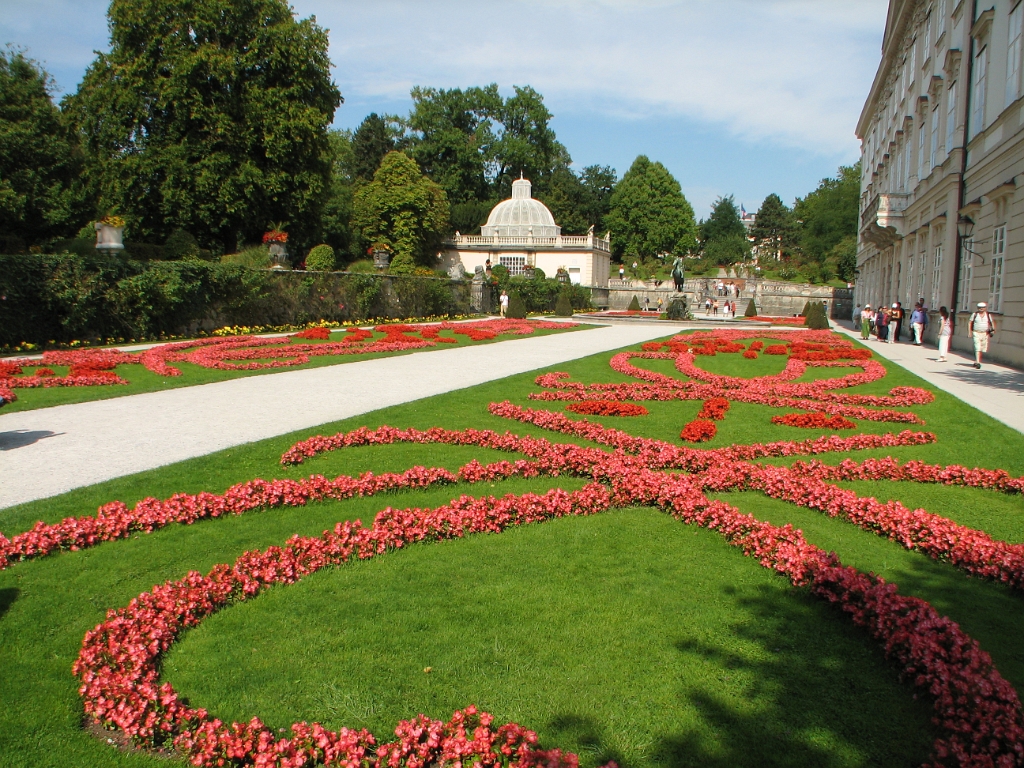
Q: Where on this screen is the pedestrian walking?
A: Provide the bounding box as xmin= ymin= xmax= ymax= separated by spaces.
xmin=968 ymin=302 xmax=996 ymax=369
xmin=619 ymin=265 xmax=625 ymax=280
xmin=876 ymin=306 xmax=889 ymax=341
xmin=891 ymin=302 xmax=904 ymax=342
xmin=910 ymin=303 xmax=927 ymax=345
xmin=705 ymin=297 xmax=712 ymax=314
xmin=887 ymin=303 xmax=900 ymax=344
xmin=936 ymin=306 xmax=952 ymax=362
xmin=657 ymin=296 xmax=664 ymax=313
xmin=644 ymin=295 xmax=650 ymax=312
xmin=860 ymin=305 xmax=872 ymax=339
xmin=713 ymin=299 xmax=719 ymax=316
xmin=499 ymin=290 xmax=509 ymax=318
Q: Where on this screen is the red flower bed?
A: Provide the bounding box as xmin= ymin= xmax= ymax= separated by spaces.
xmin=566 ymin=400 xmax=649 ymax=416
xmin=749 ymin=341 xmax=765 ymax=351
xmin=763 ymin=344 xmax=789 ymax=355
xmin=62 ymin=406 xmax=1024 ymax=766
xmin=746 ymin=316 xmax=806 ymax=325
xmin=292 ymin=327 xmax=331 ymax=340
xmin=772 ymin=413 xmax=856 ymax=429
xmin=742 ymin=349 xmax=758 ymax=359
xmin=681 ymin=419 xmax=717 ymax=442
xmin=697 ymin=397 xmax=730 ymax=420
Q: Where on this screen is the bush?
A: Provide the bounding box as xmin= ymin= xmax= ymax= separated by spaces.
xmin=666 ymin=298 xmax=689 ymax=320
xmin=0 ymin=234 xmax=27 ymax=254
xmin=744 ymin=299 xmax=758 ymax=317
xmin=123 ymin=242 xmax=168 ymax=261
xmin=164 ymin=229 xmax=200 ymax=260
xmin=305 ymin=244 xmax=336 ymax=271
xmin=801 ymin=301 xmax=811 ymax=317
xmin=506 ymin=291 xmax=527 ymax=319
xmin=221 ymin=246 xmax=270 ymax=269
xmin=554 ymin=291 xmax=573 ymax=317
xmin=627 ymin=295 xmax=641 ymax=311
xmin=804 ymin=301 xmax=830 ymax=329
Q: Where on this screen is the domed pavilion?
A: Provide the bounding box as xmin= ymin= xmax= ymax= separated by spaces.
xmin=441 ymin=176 xmax=611 ymax=287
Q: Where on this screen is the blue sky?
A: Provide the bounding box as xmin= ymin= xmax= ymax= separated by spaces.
xmin=0 ymin=0 xmax=888 ymax=218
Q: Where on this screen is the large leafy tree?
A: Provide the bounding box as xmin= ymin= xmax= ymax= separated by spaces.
xmin=352 ymin=151 xmax=449 ymax=271
xmin=749 ymin=193 xmax=794 ymax=262
xmin=63 ymin=0 xmax=342 ymax=252
xmin=488 ymin=85 xmax=570 ymax=199
xmin=793 ymin=163 xmax=860 ymax=262
xmin=700 ymin=195 xmax=746 ymax=243
xmin=604 ymin=155 xmax=696 ymax=261
xmin=0 ymin=50 xmax=84 ymax=245
xmin=540 ymin=164 xmax=616 ymax=235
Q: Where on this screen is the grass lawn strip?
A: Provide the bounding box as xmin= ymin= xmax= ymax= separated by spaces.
xmin=1 ymin=330 xmax=1023 ymax=767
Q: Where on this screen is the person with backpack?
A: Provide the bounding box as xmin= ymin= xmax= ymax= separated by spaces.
xmin=969 ymin=302 xmax=996 ymax=369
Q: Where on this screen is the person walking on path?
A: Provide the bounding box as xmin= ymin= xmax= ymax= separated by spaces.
xmin=875 ymin=306 xmax=889 ymax=341
xmin=910 ymin=303 xmax=927 ymax=345
xmin=936 ymin=306 xmax=953 ymax=362
xmin=860 ymin=304 xmax=873 ymax=339
xmin=499 ymin=290 xmax=509 ymax=318
xmin=890 ymin=302 xmax=904 ymax=343
xmin=619 ymin=265 xmax=625 ymax=281
xmin=657 ymin=296 xmax=664 ymax=313
xmin=969 ymin=302 xmax=996 ymax=369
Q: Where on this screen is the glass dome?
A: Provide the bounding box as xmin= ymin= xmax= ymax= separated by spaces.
xmin=481 ymin=177 xmax=561 ymax=238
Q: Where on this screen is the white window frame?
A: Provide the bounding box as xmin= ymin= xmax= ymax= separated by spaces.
xmin=499 ymin=255 xmax=526 ymax=277
xmin=907 ymin=253 xmax=915 ymax=304
xmin=924 ymin=13 xmax=931 ymax=59
xmin=946 ymin=81 xmax=957 ymax=152
xmin=918 ymin=122 xmax=926 ymax=175
xmin=1008 ymin=1 xmax=1023 ymax=107
xmin=972 ymin=45 xmax=988 ymax=137
xmin=957 ymin=244 xmax=973 ymax=311
xmin=990 ymin=225 xmax=1006 ymax=312
xmin=910 ymin=38 xmax=917 ymax=81
xmin=918 ymin=246 xmax=928 ymax=302
xmin=931 ymin=242 xmax=943 ymax=307
xmin=930 ymin=105 xmax=941 ymax=167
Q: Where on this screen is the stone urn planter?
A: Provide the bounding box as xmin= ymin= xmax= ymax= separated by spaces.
xmin=372 ymin=248 xmax=391 ymax=270
xmin=268 ymin=242 xmax=289 ymax=267
xmin=95 ymin=223 xmax=125 ymax=251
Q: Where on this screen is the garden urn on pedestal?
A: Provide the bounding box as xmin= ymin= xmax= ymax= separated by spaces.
xmin=95 ymin=220 xmax=125 ymax=251
xmin=372 ymin=248 xmax=391 ymax=270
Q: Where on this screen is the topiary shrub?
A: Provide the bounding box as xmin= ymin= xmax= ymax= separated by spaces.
xmin=800 ymin=301 xmax=811 ymax=317
xmin=744 ymin=299 xmax=758 ymax=317
xmin=627 ymin=295 xmax=641 ymax=311
xmin=507 ymin=291 xmax=528 ymax=319
xmin=666 ymin=298 xmax=689 ymax=320
xmin=805 ymin=301 xmax=830 ymax=329
xmin=554 ymin=290 xmax=574 ymax=317
xmin=305 ymin=244 xmax=336 ymax=271
xmin=164 ymin=229 xmax=200 ymax=260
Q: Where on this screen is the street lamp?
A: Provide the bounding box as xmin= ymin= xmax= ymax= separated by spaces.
xmin=957 ymin=214 xmax=983 ymax=262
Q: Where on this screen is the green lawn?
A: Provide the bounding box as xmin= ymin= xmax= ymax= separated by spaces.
xmin=0 ymin=333 xmax=1022 ymax=768
xmin=0 ymin=322 xmax=591 ymax=414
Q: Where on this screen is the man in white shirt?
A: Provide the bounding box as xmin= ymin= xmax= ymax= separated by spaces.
xmin=969 ymin=302 xmax=996 ymax=369
xmin=499 ymin=290 xmax=509 ymax=318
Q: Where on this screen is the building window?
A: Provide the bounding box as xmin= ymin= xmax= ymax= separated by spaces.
xmin=930 ymin=105 xmax=941 ymax=167
xmin=923 ymin=14 xmax=931 ymax=59
xmin=946 ymin=81 xmax=957 ymax=152
xmin=971 ymin=45 xmax=988 ymax=137
xmin=909 ymin=38 xmax=917 ymax=79
xmin=957 ymin=246 xmax=973 ymax=311
xmin=499 ymin=255 xmax=526 ymax=277
xmin=907 ymin=254 xmax=915 ymax=303
xmin=918 ymin=123 xmax=926 ymax=175
xmin=931 ymin=243 xmax=943 ymax=306
xmin=990 ymin=225 xmax=1006 ymax=311
xmin=918 ymin=247 xmax=928 ymax=302
xmin=1008 ymin=2 xmax=1023 ymax=107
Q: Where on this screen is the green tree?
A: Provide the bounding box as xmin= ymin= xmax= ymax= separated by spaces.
xmin=793 ymin=163 xmax=860 ymax=264
xmin=405 ymin=85 xmax=499 ymax=205
xmin=352 ymin=151 xmax=450 ymax=269
xmin=0 ymin=49 xmax=84 ymax=244
xmin=605 ymin=155 xmax=697 ymax=262
xmin=489 ymin=85 xmax=570 ymax=198
xmin=700 ymin=195 xmax=746 ymax=244
xmin=541 ymin=164 xmax=616 ymax=235
xmin=319 ymin=129 xmax=356 ymax=258
xmin=749 ymin=193 xmax=794 ymax=262
xmin=351 ymin=113 xmax=396 ymax=182
xmin=828 ymin=234 xmax=858 ymax=283
xmin=63 ymin=0 xmax=342 ymax=253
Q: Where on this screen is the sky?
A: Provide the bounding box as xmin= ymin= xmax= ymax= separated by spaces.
xmin=0 ymin=0 xmax=888 ymax=218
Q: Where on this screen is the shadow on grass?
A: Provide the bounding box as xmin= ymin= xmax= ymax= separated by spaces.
xmin=546 ymin=714 xmax=626 ymax=768
xmin=650 ymin=584 xmax=936 ymax=768
xmin=0 ymin=587 xmax=19 ymax=622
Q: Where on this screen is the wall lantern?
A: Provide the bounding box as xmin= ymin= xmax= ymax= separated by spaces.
xmin=957 ymin=214 xmax=984 ymax=262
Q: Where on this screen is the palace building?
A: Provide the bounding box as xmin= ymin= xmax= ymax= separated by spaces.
xmin=857 ymin=0 xmax=1023 ymax=366
xmin=439 ymin=177 xmax=612 ymax=288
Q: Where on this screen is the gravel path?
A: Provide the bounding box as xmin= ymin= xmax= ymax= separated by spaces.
xmin=0 ymin=323 xmax=688 ymax=510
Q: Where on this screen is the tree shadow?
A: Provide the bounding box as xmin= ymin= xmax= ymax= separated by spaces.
xmin=0 ymin=587 xmax=19 ymax=622
xmin=932 ymin=366 xmax=1024 ymax=396
xmin=0 ymin=429 xmax=63 ymax=450
xmin=546 ymin=714 xmax=626 ymax=768
xmin=649 ymin=584 xmax=937 ymax=768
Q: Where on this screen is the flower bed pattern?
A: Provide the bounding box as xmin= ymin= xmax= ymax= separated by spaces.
xmin=565 ymin=400 xmax=649 ymax=416
xmin=0 ymin=319 xmax=577 ymax=389
xmin=6 ymin=329 xmax=1024 ymax=766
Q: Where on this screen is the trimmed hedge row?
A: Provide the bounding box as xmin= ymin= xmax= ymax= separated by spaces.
xmin=0 ymin=254 xmax=471 ymax=347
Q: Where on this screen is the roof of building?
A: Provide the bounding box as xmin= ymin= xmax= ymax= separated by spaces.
xmin=481 ymin=177 xmax=561 ymax=238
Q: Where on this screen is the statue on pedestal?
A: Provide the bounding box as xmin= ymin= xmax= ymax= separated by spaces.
xmin=671 ymin=256 xmax=685 ymax=292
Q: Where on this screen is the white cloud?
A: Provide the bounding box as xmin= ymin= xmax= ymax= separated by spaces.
xmin=304 ymin=0 xmax=887 ymax=155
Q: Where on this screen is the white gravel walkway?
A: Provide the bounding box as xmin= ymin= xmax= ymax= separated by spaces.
xmin=0 ymin=323 xmax=689 ymax=510
xmin=832 ymin=320 xmax=1024 ymax=434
